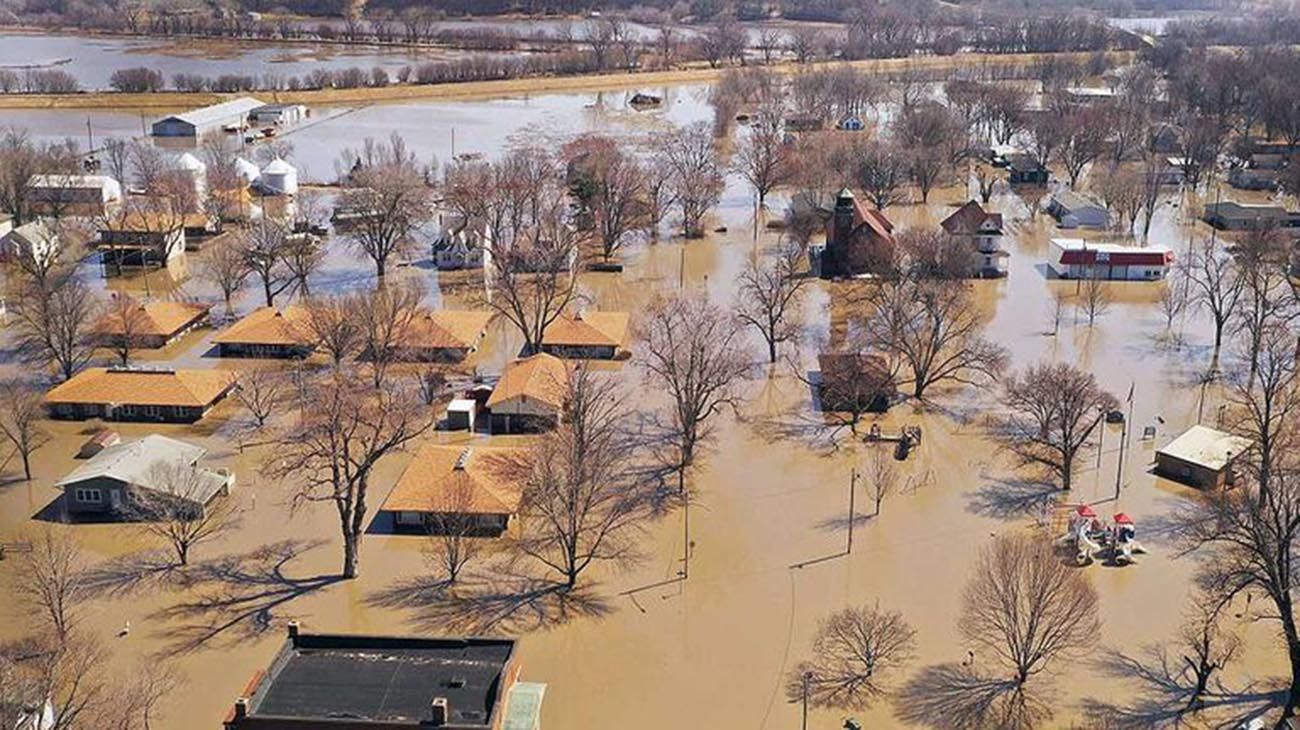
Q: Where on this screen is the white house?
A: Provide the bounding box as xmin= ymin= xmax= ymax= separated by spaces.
xmin=433 ymin=218 xmax=490 ymax=270
xmin=56 ymin=434 xmax=233 ymax=518
xmin=1048 ymin=239 xmax=1173 ymax=280
xmin=1047 ymin=190 xmax=1110 ymax=229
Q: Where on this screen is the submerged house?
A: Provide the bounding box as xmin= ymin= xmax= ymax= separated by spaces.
xmin=377 ymin=310 xmax=494 ymax=363
xmin=1 ymin=219 xmax=60 ymax=269
xmin=540 ymin=311 xmax=630 ymax=359
xmin=45 ymin=367 xmax=238 ymax=423
xmin=381 ymin=444 xmax=523 ymax=536
xmin=212 ymin=306 xmax=314 ymax=358
xmin=1155 ymin=425 xmax=1252 ymax=490
xmin=1006 ymin=154 xmax=1049 ymax=185
xmin=93 ymin=298 xmax=210 ymax=350
xmin=1047 ymin=239 xmax=1173 ymax=280
xmin=432 ymin=219 xmax=490 ymax=270
xmin=1047 ymin=191 xmax=1110 ymax=229
xmin=817 ymin=352 xmax=895 ymax=414
xmin=98 ymin=209 xmax=188 ymax=273
xmin=940 ymin=200 xmax=1008 ymax=278
xmin=813 ymin=188 xmax=896 ymax=279
xmin=57 ymin=434 xmax=232 ymax=518
xmin=1203 ymin=201 xmax=1300 ymax=231
xmin=486 ymin=353 xmax=569 ymax=434
xmin=26 ymin=174 xmax=122 ymax=217
xmin=223 ymin=625 xmax=544 ymax=730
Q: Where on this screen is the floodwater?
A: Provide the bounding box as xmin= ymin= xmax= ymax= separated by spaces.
xmin=0 ymin=77 xmax=1294 ymax=730
xmin=0 ymin=31 xmax=469 ymax=90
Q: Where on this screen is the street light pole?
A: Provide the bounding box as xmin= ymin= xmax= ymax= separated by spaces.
xmin=846 ymin=468 xmax=857 ymax=555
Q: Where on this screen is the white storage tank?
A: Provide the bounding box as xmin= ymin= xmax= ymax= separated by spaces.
xmin=260 ymin=158 xmax=298 ymax=196
xmin=175 ymin=152 xmax=207 ymax=198
xmin=234 ymin=157 xmax=261 ymax=185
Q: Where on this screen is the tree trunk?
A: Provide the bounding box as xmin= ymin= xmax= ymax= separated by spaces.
xmin=767 ymin=338 xmax=777 ymax=364
xmin=342 ymin=531 xmax=359 ymax=579
xmin=21 ymin=451 xmax=31 ymax=481
xmin=1062 ymin=452 xmax=1074 ymax=490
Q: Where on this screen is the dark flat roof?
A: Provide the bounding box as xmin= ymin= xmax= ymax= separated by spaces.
xmin=247 ymin=633 xmax=515 ymax=728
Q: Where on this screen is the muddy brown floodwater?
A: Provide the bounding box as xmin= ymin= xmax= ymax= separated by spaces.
xmin=0 ymin=84 xmax=1293 ymax=730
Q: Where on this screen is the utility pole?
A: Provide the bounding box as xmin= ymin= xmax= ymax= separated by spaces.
xmin=1096 ymin=417 xmax=1105 ymax=469
xmin=846 ymin=468 xmax=858 ymax=554
xmin=1115 ymin=384 xmax=1134 ymax=501
xmin=801 ymin=671 xmax=811 ymax=730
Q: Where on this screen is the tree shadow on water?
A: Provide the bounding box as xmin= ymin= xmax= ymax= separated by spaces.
xmin=145 ymin=538 xmax=340 ymax=654
xmin=965 ymin=474 xmax=1061 ymax=522
xmin=366 ymin=570 xmax=611 ymax=636
xmin=80 ymin=548 xmax=186 ymax=599
xmin=1079 ymin=646 xmax=1284 ymax=729
xmin=894 ymin=663 xmax=1053 ymax=730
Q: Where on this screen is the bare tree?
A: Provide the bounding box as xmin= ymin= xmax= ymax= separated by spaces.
xmin=858 ymin=278 xmax=1008 ymax=401
xmin=856 ymin=141 xmax=908 ymax=210
xmin=865 ymin=449 xmax=898 ymax=517
xmin=735 ymin=250 xmax=810 ymax=364
xmin=127 ymin=461 xmax=238 ymax=566
xmin=658 ymin=122 xmax=724 ymax=238
xmin=1078 ymin=274 xmax=1112 ymax=327
xmin=1186 ymin=236 xmax=1243 ymax=352
xmin=960 ymin=532 xmax=1100 ymax=686
xmin=0 ymin=379 xmax=50 ymax=481
xmin=1178 ymin=592 xmax=1241 ymax=712
xmin=9 ymin=277 xmax=98 ymax=382
xmin=12 ymin=528 xmax=86 ymax=643
xmin=733 ymin=108 xmax=793 ymax=209
xmin=423 ymin=477 xmax=482 ymax=585
xmin=359 ymin=283 xmax=423 ymax=388
xmin=265 ymin=370 xmax=437 ymax=578
xmin=787 ymin=604 xmax=916 ymax=710
xmin=195 ymin=236 xmax=249 ymax=318
xmin=98 ymin=293 xmax=150 ymax=367
xmin=302 ymin=292 xmax=364 ymax=366
xmin=999 ymin=361 xmax=1118 ymax=490
xmin=336 ymin=133 xmax=435 ymax=281
xmin=484 ymin=228 xmax=578 ymax=355
xmin=508 ymin=366 xmax=646 ymax=589
xmin=237 ymin=219 xmax=294 ymax=307
xmin=234 ymin=368 xmax=286 ymax=431
xmin=1057 ymin=109 xmax=1110 ymax=188
xmin=1233 ymin=226 xmax=1298 ymax=377
xmin=562 ymin=135 xmax=647 ymax=262
xmin=897 ymin=229 xmax=978 ymax=280
xmin=638 ymin=292 xmax=751 ymax=490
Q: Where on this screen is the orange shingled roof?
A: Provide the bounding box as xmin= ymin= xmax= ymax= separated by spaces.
xmin=94 ymin=299 xmax=210 ymax=339
xmin=44 ymin=368 xmax=237 ymax=407
xmin=541 ymin=311 xmax=630 ymax=349
xmin=212 ymin=306 xmax=313 ymax=347
xmin=485 ymin=353 xmax=569 ymax=410
xmin=383 ymin=445 xmax=524 ymax=515
xmin=398 ymin=310 xmax=493 ymax=350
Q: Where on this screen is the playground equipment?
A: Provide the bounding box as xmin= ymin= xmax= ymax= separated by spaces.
xmin=1052 ymin=505 xmax=1147 ymax=566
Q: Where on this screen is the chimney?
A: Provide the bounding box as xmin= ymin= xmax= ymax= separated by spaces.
xmin=430 ymin=697 xmax=449 ymax=726
xmin=233 ymin=698 xmax=248 ymax=720
xmin=287 ymin=621 xmax=300 ymax=639
xmin=454 ymin=448 xmax=472 ymax=471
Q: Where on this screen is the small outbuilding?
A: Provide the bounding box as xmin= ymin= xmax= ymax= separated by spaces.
xmin=1006 ymin=154 xmax=1049 ymax=185
xmin=817 ymin=352 xmax=895 ymax=414
xmin=1047 ymin=191 xmax=1110 ymax=229
xmin=1155 ymin=425 xmax=1252 ymax=489
xmin=26 ymin=174 xmax=122 ymax=216
xmin=249 ymin=103 xmax=307 ymax=127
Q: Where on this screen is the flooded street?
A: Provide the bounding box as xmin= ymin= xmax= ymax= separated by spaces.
xmin=0 ymin=70 xmax=1291 ymax=729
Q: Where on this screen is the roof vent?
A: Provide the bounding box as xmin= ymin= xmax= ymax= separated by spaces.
xmin=453 ymin=448 xmax=473 ymax=471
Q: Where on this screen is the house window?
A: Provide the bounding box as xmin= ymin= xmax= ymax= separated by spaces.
xmin=75 ymin=488 xmax=102 ymax=502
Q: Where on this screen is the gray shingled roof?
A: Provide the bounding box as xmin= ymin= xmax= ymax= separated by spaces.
xmin=57 ymin=434 xmax=228 ymax=505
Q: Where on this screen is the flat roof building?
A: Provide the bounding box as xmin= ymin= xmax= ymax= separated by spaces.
xmin=224 ymin=625 xmax=543 ymax=730
xmin=152 ymin=97 xmax=264 ymax=138
xmin=1155 ymin=425 xmax=1252 ymax=489
xmin=1048 ymin=239 xmax=1173 ymax=281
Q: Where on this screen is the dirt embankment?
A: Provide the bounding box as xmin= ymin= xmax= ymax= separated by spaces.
xmin=0 ymin=50 xmax=1134 ymax=111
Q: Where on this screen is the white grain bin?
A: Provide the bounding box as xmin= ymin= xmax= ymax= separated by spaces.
xmin=234 ymin=157 xmax=261 ymax=185
xmin=260 ymin=158 xmax=298 ymax=196
xmin=175 ymin=152 xmax=207 ymax=198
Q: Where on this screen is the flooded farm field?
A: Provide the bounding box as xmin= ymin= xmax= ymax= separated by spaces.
xmin=0 ymin=76 xmax=1293 ymax=730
